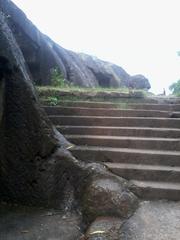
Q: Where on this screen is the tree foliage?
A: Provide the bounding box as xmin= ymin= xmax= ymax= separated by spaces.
xmin=50 ymin=67 xmax=66 ymax=87
xmin=169 ymin=80 xmax=180 ymax=96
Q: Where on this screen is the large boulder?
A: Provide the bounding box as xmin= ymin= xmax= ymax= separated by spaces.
xmin=78 ymin=54 xmax=151 ymax=90
xmin=0 ymin=0 xmax=151 ymax=90
xmin=0 ymin=0 xmax=98 ymax=87
xmin=0 ymin=9 xmax=75 ymax=206
xmin=78 ymin=53 xmax=131 ymax=88
xmin=82 ymin=174 xmax=139 ymax=222
xmin=130 ymin=74 xmax=151 ymax=90
xmin=0 ymin=7 xmax=139 ymax=235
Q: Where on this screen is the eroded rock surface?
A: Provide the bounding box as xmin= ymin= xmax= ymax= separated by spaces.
xmin=78 ymin=53 xmax=151 ymax=90
xmin=130 ymin=74 xmax=151 ymax=90
xmin=0 ymin=2 xmax=139 ymax=237
xmin=78 ymin=53 xmax=130 ymax=88
xmin=0 ymin=0 xmax=98 ymax=87
xmin=0 ymin=0 xmax=151 ymax=89
xmin=85 ymin=217 xmax=123 ymax=240
xmin=0 ymin=9 xmax=72 ymax=206
xmin=82 ymin=174 xmax=138 ymax=221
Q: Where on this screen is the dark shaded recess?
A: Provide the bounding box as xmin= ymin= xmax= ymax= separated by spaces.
xmin=9 ymin=21 xmax=40 ymax=73
xmin=7 ymin=20 xmax=57 ymax=85
xmin=111 ymin=64 xmax=131 ymax=86
xmin=0 ymin=57 xmax=77 ymax=207
xmin=0 ymin=56 xmax=12 ymax=79
xmin=0 ymin=58 xmax=57 ymax=205
xmin=0 ymin=10 xmax=69 ymax=206
xmin=88 ymin=67 xmax=113 ymax=87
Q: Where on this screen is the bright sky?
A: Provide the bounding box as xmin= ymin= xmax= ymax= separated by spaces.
xmin=13 ymin=0 xmax=180 ymax=94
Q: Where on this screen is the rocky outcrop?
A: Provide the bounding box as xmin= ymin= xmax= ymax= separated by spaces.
xmin=0 ymin=9 xmax=74 ymax=205
xmin=130 ymin=74 xmax=151 ymax=90
xmin=0 ymin=6 xmax=139 ymax=212
xmin=0 ymin=0 xmax=151 ymax=90
xmin=0 ymin=0 xmax=98 ymax=87
xmin=78 ymin=53 xmax=131 ymax=88
xmin=78 ymin=53 xmax=151 ymax=89
xmin=82 ymin=174 xmax=138 ymax=221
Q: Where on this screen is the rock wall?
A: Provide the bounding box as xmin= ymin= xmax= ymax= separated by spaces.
xmin=78 ymin=53 xmax=151 ymax=89
xmin=0 ymin=2 xmax=139 ymax=225
xmin=0 ymin=10 xmax=70 ymax=205
xmin=0 ymin=0 xmax=151 ymax=90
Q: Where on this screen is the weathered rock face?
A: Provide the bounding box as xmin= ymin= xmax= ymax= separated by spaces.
xmin=82 ymin=174 xmax=138 ymax=221
xmin=0 ymin=4 xmax=139 ymax=229
xmin=130 ymin=74 xmax=151 ymax=90
xmin=78 ymin=54 xmax=151 ymax=89
xmin=0 ymin=71 xmax=4 ymax=123
xmin=0 ymin=0 xmax=98 ymax=87
xmin=0 ymin=9 xmax=72 ymax=206
xmin=78 ymin=53 xmax=131 ymax=88
xmin=0 ymin=0 xmax=151 ymax=90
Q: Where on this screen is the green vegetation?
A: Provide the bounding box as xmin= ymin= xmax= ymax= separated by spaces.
xmin=37 ymin=85 xmax=148 ymax=94
xmin=37 ymin=86 xmax=148 ymax=106
xmin=46 ymin=96 xmax=59 ymax=106
xmin=50 ymin=67 xmax=70 ymax=87
xmin=37 ymin=72 xmax=150 ymax=106
xmin=46 ymin=68 xmax=151 ymax=94
xmin=169 ymin=80 xmax=180 ymax=96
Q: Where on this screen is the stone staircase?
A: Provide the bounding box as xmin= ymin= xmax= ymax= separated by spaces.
xmin=44 ymin=100 xmax=180 ymax=201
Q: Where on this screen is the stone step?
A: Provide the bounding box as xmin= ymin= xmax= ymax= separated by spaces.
xmin=129 ymin=180 xmax=180 ymax=201
xmin=44 ymin=102 xmax=180 ymax=201
xmin=44 ymin=106 xmax=171 ymax=118
xmin=57 ymin=126 xmax=180 ymax=138
xmin=170 ymin=112 xmax=180 ymax=118
xmin=128 ymin=103 xmax=180 ymax=111
xmin=49 ymin=101 xmax=131 ymax=109
xmin=49 ymin=115 xmax=180 ymax=128
xmin=70 ymin=146 xmax=180 ymax=166
xmin=106 ymin=163 xmax=180 ymax=182
xmin=66 ymin=135 xmax=180 ymax=151
xmin=51 ymin=101 xmax=180 ymax=111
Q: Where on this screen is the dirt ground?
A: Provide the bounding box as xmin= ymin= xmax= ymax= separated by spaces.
xmin=1 ymin=200 xmax=180 ymax=240
xmin=0 ymin=204 xmax=82 ymax=240
xmin=120 ymin=200 xmax=180 ymax=240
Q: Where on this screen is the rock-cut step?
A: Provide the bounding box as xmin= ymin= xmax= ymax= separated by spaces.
xmin=105 ymin=163 xmax=180 ymax=182
xmin=49 ymin=115 xmax=180 ymax=128
xmin=128 ymin=103 xmax=180 ymax=111
xmin=65 ymin=135 xmax=180 ymax=151
xmin=71 ymin=146 xmax=180 ymax=166
xmin=129 ymin=180 xmax=180 ymax=201
xmin=50 ymin=101 xmax=180 ymax=111
xmin=43 ymin=106 xmax=171 ymax=118
xmin=57 ymin=126 xmax=180 ymax=138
